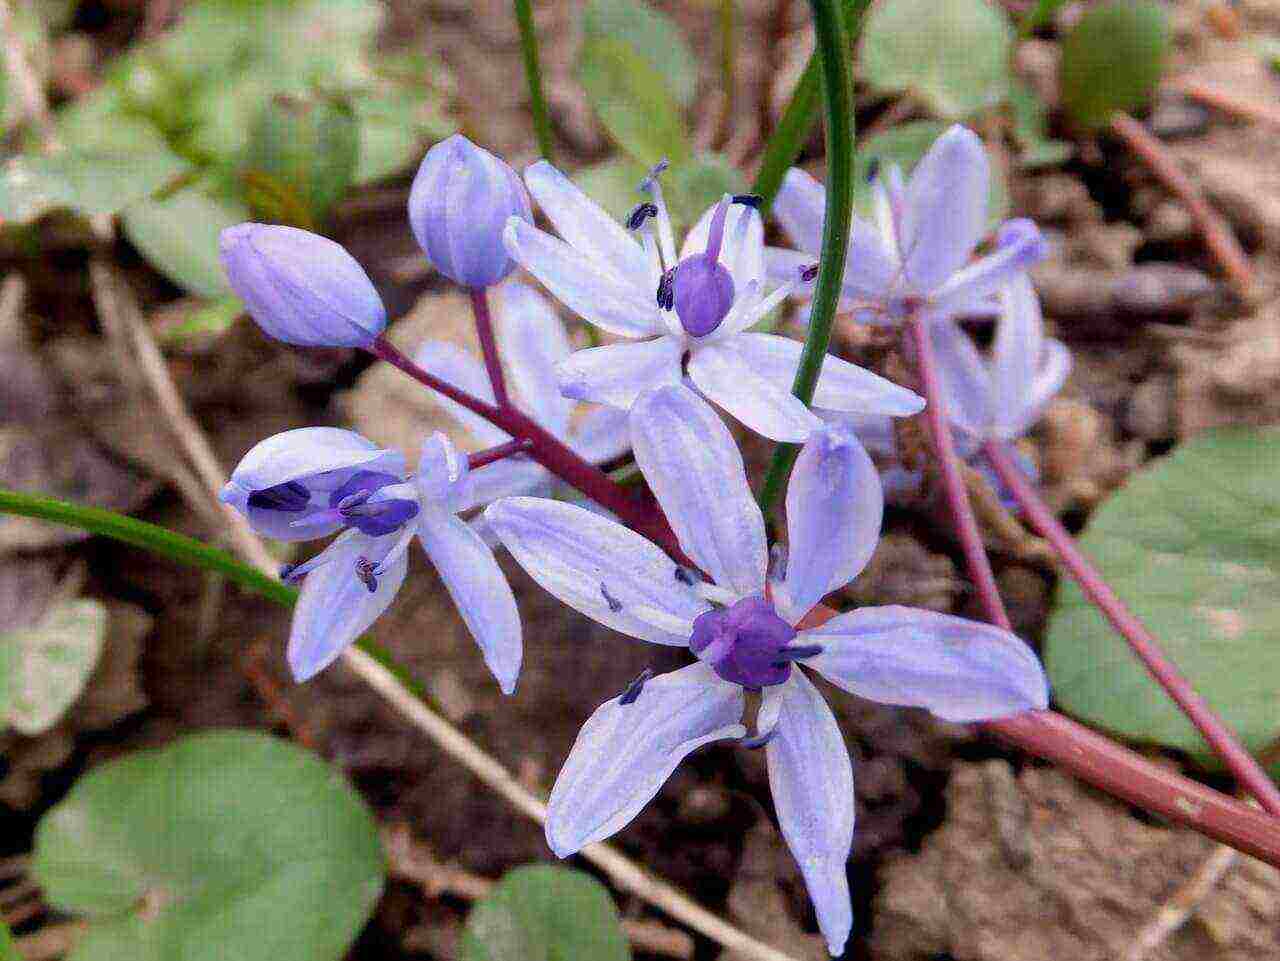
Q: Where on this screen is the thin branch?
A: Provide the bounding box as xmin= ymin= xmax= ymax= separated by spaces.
xmin=1167 ymin=77 xmax=1280 ymax=131
xmin=1110 ymin=112 xmax=1252 ymax=294
xmin=1126 ymin=833 xmax=1243 ymax=961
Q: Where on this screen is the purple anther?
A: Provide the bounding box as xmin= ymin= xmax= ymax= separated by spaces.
xmin=618 ymin=668 xmax=655 ymax=706
xmin=656 ymin=268 xmax=675 ymax=310
xmin=600 ymin=582 xmax=623 ymax=613
xmin=627 ymin=202 xmax=659 ymax=231
xmin=355 ymin=557 xmax=380 ymax=593
xmin=247 ymin=480 xmax=310 ymax=512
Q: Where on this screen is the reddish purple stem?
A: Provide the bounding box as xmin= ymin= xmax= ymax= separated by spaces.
xmin=467 ymin=437 xmax=533 ymax=471
xmin=983 ymin=439 xmax=1280 ymax=817
xmin=469 ymin=288 xmax=511 ymax=409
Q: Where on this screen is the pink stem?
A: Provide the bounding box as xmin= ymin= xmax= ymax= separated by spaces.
xmin=369 ymin=336 xmax=689 ymax=564
xmin=467 ymin=438 xmax=533 ymax=471
xmin=983 ymin=439 xmax=1280 ymax=817
xmin=908 ymin=313 xmax=1011 ymax=630
xmin=470 ymin=288 xmax=510 ymax=409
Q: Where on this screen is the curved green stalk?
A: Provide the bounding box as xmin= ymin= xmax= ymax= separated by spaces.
xmin=750 ymin=0 xmax=871 ymax=213
xmin=756 ymin=0 xmax=857 ymax=517
xmin=514 ymin=0 xmax=555 ymax=161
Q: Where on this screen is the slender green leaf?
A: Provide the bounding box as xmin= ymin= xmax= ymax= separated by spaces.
xmin=1046 ymin=427 xmax=1280 ymax=775
xmin=0 ymin=917 xmax=16 ymax=961
xmin=1008 ymin=82 xmax=1073 ymax=168
xmin=0 ymin=149 xmax=190 ymax=224
xmin=121 ymin=188 xmax=249 ymax=298
xmin=33 ymin=730 xmax=385 ymax=961
xmin=581 ymin=0 xmax=698 ymax=108
xmin=0 ymin=598 xmax=106 ymax=735
xmin=460 ymin=865 xmax=630 ymax=961
xmin=578 ymin=37 xmax=691 ymax=167
xmin=1060 ymin=0 xmax=1170 ymax=129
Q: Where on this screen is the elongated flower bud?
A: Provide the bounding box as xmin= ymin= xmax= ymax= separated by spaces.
xmin=220 ymin=224 xmax=386 ymax=347
xmin=408 ymin=134 xmax=533 ymax=288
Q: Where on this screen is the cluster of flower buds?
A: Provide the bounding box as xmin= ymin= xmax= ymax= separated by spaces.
xmin=217 ymin=127 xmax=1063 ymax=958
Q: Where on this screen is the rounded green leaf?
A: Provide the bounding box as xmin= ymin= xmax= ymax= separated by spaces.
xmin=0 ymin=598 xmax=106 ymax=735
xmin=460 ymin=865 xmax=630 ymax=961
xmin=1045 ymin=427 xmax=1280 ymax=774
xmin=581 ymin=0 xmax=698 ymax=108
xmin=0 ymin=148 xmax=190 ymax=225
xmin=32 ymin=730 xmax=385 ymax=961
xmin=1060 ymin=1 xmax=1170 ymax=129
xmin=243 ymin=93 xmax=358 ymax=224
xmin=861 ymin=0 xmax=1014 ymax=120
xmin=121 ymin=188 xmax=249 ymax=298
xmin=577 ymin=37 xmax=691 ymax=167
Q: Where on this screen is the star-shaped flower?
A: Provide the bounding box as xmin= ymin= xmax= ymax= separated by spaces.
xmin=501 ymin=161 xmax=924 ymax=442
xmin=484 ymin=385 xmax=1048 ymax=956
xmin=769 ymin=124 xmax=1047 ymax=327
xmin=221 ymin=428 xmax=521 ymax=689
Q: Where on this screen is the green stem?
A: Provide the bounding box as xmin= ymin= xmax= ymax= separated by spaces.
xmin=720 ymin=0 xmax=736 ymax=121
xmin=750 ymin=0 xmax=871 ymax=213
xmin=0 ymin=489 xmax=433 ymax=703
xmin=756 ymin=0 xmax=856 ymax=518
xmin=513 ymin=0 xmax=555 ymax=161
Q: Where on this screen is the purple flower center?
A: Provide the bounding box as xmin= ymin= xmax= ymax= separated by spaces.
xmin=670 ymin=196 xmax=735 ymax=338
xmin=689 ymin=596 xmax=819 ymax=689
xmin=329 ymin=470 xmax=420 ymax=537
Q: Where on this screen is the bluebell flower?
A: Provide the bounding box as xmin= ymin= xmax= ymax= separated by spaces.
xmin=413 ymin=283 xmax=630 ymax=505
xmin=221 ymin=428 xmax=522 ymax=690
xmin=484 ymin=385 xmax=1048 ymax=956
xmin=769 ymin=125 xmax=1047 ymax=327
xmin=501 ymin=161 xmax=924 ymax=442
xmin=409 ymin=134 xmax=534 ymax=289
xmin=220 ymin=224 xmax=387 ymax=347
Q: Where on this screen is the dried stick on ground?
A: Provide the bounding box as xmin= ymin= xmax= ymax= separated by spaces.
xmin=1167 ymin=77 xmax=1280 ymax=131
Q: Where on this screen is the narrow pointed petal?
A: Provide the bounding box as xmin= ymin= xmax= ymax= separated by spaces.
xmin=782 ymin=428 xmax=883 ymax=618
xmin=631 ymin=385 xmax=767 ymax=597
xmin=766 ymin=670 xmax=855 ymax=957
xmin=1001 ymin=337 xmax=1070 ymax=440
xmin=728 ymin=333 xmax=924 ymax=417
xmin=931 ymin=218 xmax=1047 ymax=315
xmin=842 ymin=214 xmax=902 ymax=300
xmin=524 ymin=160 xmax=652 ymax=289
xmin=469 ymin=458 xmax=553 ymax=505
xmin=287 ymin=532 xmax=408 ymax=681
xmin=765 ymin=246 xmax=815 ymax=288
xmin=804 ymin=606 xmax=1050 ymax=722
xmin=557 ymin=336 xmax=683 ymax=410
xmin=900 ymin=125 xmax=989 ymax=292
xmin=503 ymin=218 xmax=663 ymax=338
xmin=687 ymin=341 xmax=822 ymax=443
xmin=484 ymin=497 xmax=710 ymax=645
xmin=991 ymin=275 xmax=1042 ymax=419
xmin=547 ymin=662 xmax=746 ymax=856
xmin=413 ymin=340 xmax=511 ymax=448
xmin=818 ymin=409 xmax=898 ymax=458
xmin=416 ymin=431 xmax=474 ymax=513
xmin=495 ymin=283 xmax=574 ymax=436
xmin=569 ymin=406 xmax=631 ymax=465
xmin=682 ymin=201 xmax=764 ymax=290
xmin=929 ymin=320 xmax=993 ymax=438
xmin=773 ymin=168 xmax=826 ymax=255
xmin=418 ymin=511 xmax=523 ymax=694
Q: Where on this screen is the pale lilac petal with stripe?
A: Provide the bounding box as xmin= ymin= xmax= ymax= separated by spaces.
xmin=413 ymin=340 xmax=510 ymax=448
xmin=766 ymin=670 xmax=856 ymax=957
xmin=418 ymin=510 xmax=522 ymax=694
xmin=899 ymin=125 xmax=989 ymax=292
xmin=929 ymin=320 xmax=992 ymax=437
xmin=484 ymin=496 xmax=710 ymax=646
xmin=546 ymin=662 xmax=746 ymax=856
xmin=569 ymin=405 xmax=632 ymax=465
xmin=687 ymin=340 xmax=823 ymax=442
xmin=931 ymin=218 xmax=1046 ymax=316
xmin=773 ymin=167 xmax=827 ymax=255
xmin=803 ymin=606 xmax=1050 ymax=722
xmin=1003 ymin=337 xmax=1070 ymax=440
xmin=631 ymin=385 xmax=767 ymax=597
xmin=495 ymin=282 xmax=574 ymax=436
xmin=557 ymin=336 xmax=683 ymax=410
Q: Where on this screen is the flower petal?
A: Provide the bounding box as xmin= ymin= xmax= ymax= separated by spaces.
xmin=569 ymin=405 xmax=632 ymax=465
xmin=773 ymin=167 xmax=826 ymax=255
xmin=418 ymin=510 xmax=523 ymax=694
xmin=727 ymin=333 xmax=924 ymax=417
xmin=766 ymin=670 xmax=855 ymax=958
xmin=524 ymin=160 xmax=652 ymax=290
xmin=484 ymin=496 xmax=710 ymax=645
xmin=682 ymin=201 xmax=764 ymax=290
xmin=413 ymin=340 xmax=511 ymax=448
xmin=804 ymin=606 xmax=1050 ymax=722
xmin=546 ymin=662 xmax=745 ymax=856
xmin=687 ymin=340 xmax=822 ymax=442
xmin=495 ymin=282 xmax=574 ymax=437
xmin=990 ymin=275 xmax=1069 ymax=439
xmin=469 ymin=458 xmax=554 ymax=505
xmin=557 ymin=336 xmax=683 ymax=411
xmin=631 ymin=385 xmax=767 ymax=597
xmin=1005 ymin=337 xmax=1070 ymax=440
xmin=931 ymin=218 xmax=1047 ymax=316
xmin=900 ymin=125 xmax=989 ymax=292
xmin=929 ymin=319 xmax=993 ymax=438
xmin=287 ymin=531 xmax=408 ymax=681
xmin=504 ymin=218 xmax=663 ymax=338
xmin=782 ymin=428 xmax=883 ymax=619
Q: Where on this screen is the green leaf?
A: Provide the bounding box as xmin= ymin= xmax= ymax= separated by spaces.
xmin=121 ymin=189 xmax=249 ymax=298
xmin=581 ymin=0 xmax=698 ymax=108
xmin=1008 ymin=82 xmax=1073 ymax=169
xmin=351 ymin=88 xmax=456 ymax=185
xmin=243 ymin=93 xmax=358 ymax=224
xmin=0 ymin=598 xmax=106 ymax=736
xmin=852 ymin=121 xmax=1010 ymax=226
xmin=1060 ymin=0 xmax=1170 ymax=129
xmin=0 ymin=149 xmax=191 ymax=224
xmin=160 ymin=295 xmax=246 ymax=344
xmin=0 ymin=917 xmax=16 ymax=961
xmin=460 ymin=865 xmax=630 ymax=961
xmin=1045 ymin=427 xmax=1280 ymax=774
xmin=32 ymin=730 xmax=385 ymax=961
xmin=861 ymin=0 xmax=1014 ymax=120
xmin=575 ymin=154 xmax=743 ymax=236
xmin=578 ymin=37 xmax=691 ymax=167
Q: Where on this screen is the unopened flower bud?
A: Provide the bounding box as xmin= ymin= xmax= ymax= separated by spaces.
xmin=220 ymin=224 xmax=386 ymax=347
xmin=408 ymin=134 xmax=533 ymax=288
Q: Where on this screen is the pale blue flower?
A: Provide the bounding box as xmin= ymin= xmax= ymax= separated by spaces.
xmin=409 ymin=134 xmax=533 ymax=289
xmin=221 ymin=428 xmax=521 ymax=690
xmin=769 ymin=125 xmax=1047 ymax=327
xmin=220 ymin=224 xmax=387 ymax=347
xmin=484 ymin=385 xmax=1048 ymax=956
xmin=501 ymin=161 xmax=924 ymax=442
xmin=413 ymin=283 xmax=630 ymax=506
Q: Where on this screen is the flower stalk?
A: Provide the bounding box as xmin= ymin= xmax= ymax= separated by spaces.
xmin=983 ymin=439 xmax=1280 ymax=816
xmin=470 ymin=287 xmax=511 ymax=409
xmin=513 ymin=0 xmax=555 ymax=161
